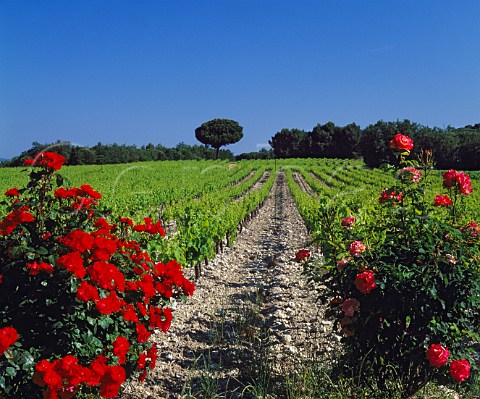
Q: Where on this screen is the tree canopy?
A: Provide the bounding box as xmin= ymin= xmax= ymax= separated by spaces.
xmin=2 ymin=141 xmax=235 ymax=167
xmin=268 ymin=120 xmax=480 ymax=170
xmin=195 ymin=118 xmax=243 ymax=158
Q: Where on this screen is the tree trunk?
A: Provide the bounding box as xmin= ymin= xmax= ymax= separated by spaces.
xmin=215 ymin=147 xmax=220 ymax=159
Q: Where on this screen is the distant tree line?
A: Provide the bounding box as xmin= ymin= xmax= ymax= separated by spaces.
xmin=236 ymin=148 xmax=275 ymax=160
xmin=3 ymin=141 xmax=235 ymax=167
xmin=269 ymin=120 xmax=480 ymax=170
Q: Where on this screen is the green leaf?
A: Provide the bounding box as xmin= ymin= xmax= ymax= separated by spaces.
xmin=20 ymin=352 xmax=35 ymax=370
xmin=429 ymin=285 xmax=437 ymax=299
xmin=98 ymin=317 xmax=113 ymax=330
xmin=36 ymin=247 xmax=49 ymax=255
xmin=5 ymin=367 xmax=16 ymax=377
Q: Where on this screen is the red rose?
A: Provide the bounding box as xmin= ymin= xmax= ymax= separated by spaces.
xmin=434 ymin=195 xmax=453 ymax=207
xmin=390 ymin=134 xmax=413 ymax=152
xmin=294 ymin=249 xmax=310 ymax=262
xmin=149 ymin=307 xmax=173 ymax=333
xmin=0 ymin=207 xmax=35 ymax=236
xmin=138 ymin=274 xmax=156 ymax=300
xmin=443 ymin=169 xmax=457 ymax=188
xmin=135 ymin=323 xmax=152 ymax=343
xmin=426 ymin=344 xmax=450 ymax=368
xmin=379 ymin=188 xmax=403 ymax=204
xmin=26 ymin=261 xmax=54 ymax=275
xmin=24 ymin=152 xmax=66 ymax=170
xmin=5 ymin=188 xmax=20 ymax=197
xmin=134 ymin=218 xmax=165 ymax=236
xmin=119 ymin=216 xmax=133 ymax=226
xmin=147 ymin=344 xmax=158 ymax=369
xmin=91 ymin=236 xmax=117 ymax=261
xmin=89 ymin=355 xmax=108 ymax=386
xmin=60 ymin=230 xmax=94 ymax=252
xmin=54 ymin=187 xmax=81 ymax=199
xmin=443 ymin=170 xmax=473 ymax=196
xmin=112 ymin=336 xmax=130 ymax=365
xmin=80 ymin=184 xmax=102 ymax=199
xmin=136 ymin=302 xmax=148 ymax=317
xmin=355 ymin=270 xmax=377 ymax=294
xmin=137 ymin=353 xmax=148 ymax=371
xmin=56 ymin=252 xmax=86 ymax=278
xmin=87 ymin=261 xmax=126 ymax=292
xmin=99 ymin=365 xmax=126 ymax=398
xmin=76 ymin=281 xmax=100 ymax=302
xmin=0 ymin=326 xmax=18 ymax=356
xmin=120 ymin=304 xmax=139 ymax=323
xmin=449 ymin=359 xmax=470 ymax=383
xmin=341 ymin=217 xmax=355 ymax=228
xmin=95 ymin=292 xmax=123 ymax=315
xmin=182 ymin=279 xmax=195 ymax=297
xmin=456 ymin=172 xmax=473 ymax=196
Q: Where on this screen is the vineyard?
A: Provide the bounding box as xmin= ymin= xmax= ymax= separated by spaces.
xmin=1 ymin=147 xmax=480 ymax=398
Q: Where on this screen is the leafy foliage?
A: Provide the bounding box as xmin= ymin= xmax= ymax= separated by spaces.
xmin=306 ymin=140 xmax=480 ymax=397
xmin=0 ymin=153 xmax=194 ymax=398
xmin=268 ymin=120 xmax=480 ymax=170
xmin=195 ymin=119 xmax=243 ymax=158
xmin=3 ymin=141 xmax=235 ymax=167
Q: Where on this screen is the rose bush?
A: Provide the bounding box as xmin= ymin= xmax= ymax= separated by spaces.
xmin=307 ymin=138 xmax=480 ymax=397
xmin=0 ymin=152 xmax=194 ymax=398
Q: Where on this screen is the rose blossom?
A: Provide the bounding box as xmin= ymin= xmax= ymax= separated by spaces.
xmin=434 ymin=195 xmax=452 ymax=207
xmin=398 ymin=167 xmax=422 ymax=183
xmin=355 ymin=270 xmax=377 ymax=294
xmin=442 ymin=169 xmax=457 ymax=188
xmin=112 ymin=336 xmax=130 ymax=365
xmin=341 ymin=298 xmax=360 ymax=317
xmin=390 ymin=134 xmax=413 ymax=152
xmin=378 ymin=189 xmax=403 ymax=204
xmin=449 ymin=359 xmax=470 ymax=383
xmin=24 ymin=152 xmax=66 ymax=170
xmin=349 ymin=241 xmax=366 ymax=257
xmin=4 ymin=188 xmax=20 ymax=197
xmin=462 ymin=221 xmax=479 ymax=237
xmin=0 ymin=327 xmax=18 ymax=356
xmin=294 ymin=249 xmax=310 ymax=262
xmin=337 ymin=258 xmax=349 ymax=271
xmin=341 ymin=217 xmax=355 ymax=228
xmin=442 ymin=170 xmax=473 ymax=196
xmin=456 ymin=172 xmax=473 ymax=195
xmin=26 ymin=261 xmax=54 ymax=275
xmin=426 ymin=344 xmax=450 ymax=368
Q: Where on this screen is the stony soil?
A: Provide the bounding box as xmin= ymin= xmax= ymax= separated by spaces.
xmin=120 ymin=171 xmax=337 ymax=399
xmin=291 ymin=171 xmax=316 ymax=197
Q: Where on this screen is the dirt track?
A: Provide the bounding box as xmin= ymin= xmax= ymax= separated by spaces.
xmin=121 ymin=171 xmax=335 ymax=399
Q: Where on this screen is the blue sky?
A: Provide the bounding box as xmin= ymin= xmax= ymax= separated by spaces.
xmin=1 ymin=0 xmax=479 ymax=159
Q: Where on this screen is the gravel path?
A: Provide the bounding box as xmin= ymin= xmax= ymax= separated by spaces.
xmin=120 ymin=171 xmax=334 ymax=399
